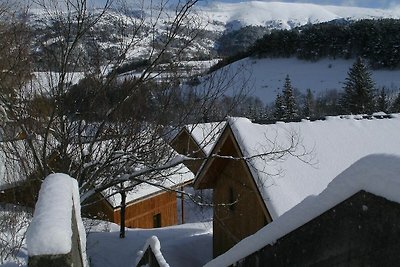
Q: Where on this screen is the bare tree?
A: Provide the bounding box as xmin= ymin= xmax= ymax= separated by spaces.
xmin=0 ymin=0 xmax=310 ymax=246
xmin=0 ymin=0 xmax=251 ymax=212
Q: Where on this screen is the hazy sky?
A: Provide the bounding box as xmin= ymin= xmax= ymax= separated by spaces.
xmin=44 ymin=0 xmax=399 ymax=10
xmin=199 ymin=0 xmax=399 ymax=9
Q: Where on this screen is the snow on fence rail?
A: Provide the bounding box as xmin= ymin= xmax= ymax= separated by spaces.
xmin=135 ymin=236 xmax=170 ymax=267
xmin=26 ymin=173 xmax=87 ymax=267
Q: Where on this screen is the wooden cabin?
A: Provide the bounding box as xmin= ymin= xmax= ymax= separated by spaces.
xmin=83 ymin=170 xmax=194 ymax=229
xmin=205 ymin=154 xmax=400 ymax=267
xmin=194 ymin=123 xmax=271 ymax=257
xmin=84 ymin=187 xmax=187 ymax=228
xmin=194 ymin=115 xmax=400 ymax=257
xmin=113 ymin=190 xmax=178 ymax=228
xmin=0 ymin=174 xmax=193 ymax=230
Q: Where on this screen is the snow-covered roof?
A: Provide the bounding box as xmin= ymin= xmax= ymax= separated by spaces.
xmin=204 ymin=154 xmax=400 ymax=267
xmin=184 ymin=122 xmax=226 ymax=156
xmin=105 ymin=164 xmax=194 ymax=208
xmin=225 ymin=114 xmax=400 ymax=219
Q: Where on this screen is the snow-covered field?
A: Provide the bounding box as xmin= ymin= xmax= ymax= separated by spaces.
xmin=88 ymin=187 xmax=213 ymax=267
xmin=87 ymin=221 xmax=212 ymax=267
xmin=204 ymin=57 xmax=400 ymax=103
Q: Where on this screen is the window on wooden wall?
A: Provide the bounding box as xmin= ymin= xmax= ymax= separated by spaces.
xmin=153 ymin=213 xmax=162 ymax=228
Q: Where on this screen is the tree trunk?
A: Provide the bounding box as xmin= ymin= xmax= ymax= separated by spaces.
xmin=119 ymin=189 xmax=126 ymax=238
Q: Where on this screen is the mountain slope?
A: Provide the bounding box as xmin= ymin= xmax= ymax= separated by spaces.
xmin=196 ymin=57 xmax=400 ymax=104
xmin=26 ymin=1 xmax=400 ymax=68
xmin=200 ymin=1 xmax=400 ymax=31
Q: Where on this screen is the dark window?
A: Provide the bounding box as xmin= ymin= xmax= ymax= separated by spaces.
xmin=153 ymin=213 xmax=161 ymax=228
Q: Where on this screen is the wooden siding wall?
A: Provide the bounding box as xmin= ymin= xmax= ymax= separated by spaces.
xmin=114 ymin=191 xmax=178 ymax=229
xmin=213 ymin=136 xmax=267 ymax=258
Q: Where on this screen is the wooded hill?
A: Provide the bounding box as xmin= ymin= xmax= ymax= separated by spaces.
xmin=212 ymin=19 xmax=400 ymax=72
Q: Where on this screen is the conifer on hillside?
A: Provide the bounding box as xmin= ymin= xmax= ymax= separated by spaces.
xmin=282 ymin=75 xmax=298 ymax=119
xmin=303 ymin=88 xmax=315 ymax=118
xmin=340 ymin=57 xmax=375 ymax=114
xmin=376 ymin=87 xmax=389 ymax=113
xmin=274 ymin=93 xmax=285 ymax=119
xmin=390 ymin=92 xmax=400 ymax=113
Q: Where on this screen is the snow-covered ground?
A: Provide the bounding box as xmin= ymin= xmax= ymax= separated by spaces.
xmin=0 ymin=186 xmax=213 ymax=267
xmin=88 ymin=186 xmax=213 ymax=267
xmin=203 ymin=57 xmax=400 ymax=103
xmin=87 ymin=221 xmax=212 ymax=267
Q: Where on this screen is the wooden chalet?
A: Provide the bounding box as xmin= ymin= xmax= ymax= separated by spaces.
xmin=0 ymin=149 xmax=194 ymax=230
xmin=205 ymin=154 xmax=400 ymax=267
xmin=83 ymin=165 xmax=194 ymax=229
xmin=194 ymin=115 xmax=400 ymax=257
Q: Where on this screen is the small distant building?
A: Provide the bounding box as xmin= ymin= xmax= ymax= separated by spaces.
xmin=194 ymin=115 xmax=400 ymax=257
xmin=0 ymin=152 xmax=194 ymax=229
xmin=83 ymin=164 xmax=194 ymax=229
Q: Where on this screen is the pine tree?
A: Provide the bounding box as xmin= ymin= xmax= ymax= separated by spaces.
xmin=376 ymin=87 xmax=389 ymax=113
xmin=282 ymin=75 xmax=298 ymax=119
xmin=340 ymin=57 xmax=375 ymax=114
xmin=274 ymin=93 xmax=285 ymax=119
xmin=303 ymin=88 xmax=315 ymax=118
xmin=390 ymin=92 xmax=400 ymax=113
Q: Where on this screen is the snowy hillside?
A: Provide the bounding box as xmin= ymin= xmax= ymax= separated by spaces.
xmin=26 ymin=1 xmax=400 ymax=65
xmin=200 ymin=1 xmax=400 ymax=31
xmin=200 ymin=57 xmax=400 ymax=103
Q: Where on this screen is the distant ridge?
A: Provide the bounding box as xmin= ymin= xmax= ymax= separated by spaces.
xmin=200 ymin=1 xmax=400 ymax=31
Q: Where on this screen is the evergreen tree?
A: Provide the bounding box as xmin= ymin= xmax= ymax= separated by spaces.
xmin=376 ymin=87 xmax=389 ymax=113
xmin=340 ymin=57 xmax=375 ymax=114
xmin=390 ymin=92 xmax=400 ymax=113
xmin=303 ymin=88 xmax=315 ymax=117
xmin=282 ymin=75 xmax=298 ymax=119
xmin=274 ymin=93 xmax=285 ymax=119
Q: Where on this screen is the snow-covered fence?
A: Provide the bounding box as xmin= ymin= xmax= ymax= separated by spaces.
xmin=26 ymin=173 xmax=87 ymax=267
xmin=135 ymin=236 xmax=169 ymax=267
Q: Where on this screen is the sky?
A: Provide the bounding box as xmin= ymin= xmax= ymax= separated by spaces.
xmin=199 ymin=0 xmax=399 ymax=9
xmin=27 ymin=0 xmax=398 ymax=10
